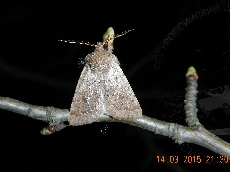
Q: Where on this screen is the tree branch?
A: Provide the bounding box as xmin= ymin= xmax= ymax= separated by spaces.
xmin=0 ymin=96 xmax=230 ymax=158
xmin=0 ymin=96 xmax=69 ymax=123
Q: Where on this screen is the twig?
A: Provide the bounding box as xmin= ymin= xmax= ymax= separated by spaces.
xmin=0 ymin=95 xmax=230 ymax=158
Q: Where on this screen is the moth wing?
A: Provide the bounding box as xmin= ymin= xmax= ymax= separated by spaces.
xmin=105 ymin=60 xmax=142 ymax=120
xmin=68 ymin=66 xmax=105 ymax=126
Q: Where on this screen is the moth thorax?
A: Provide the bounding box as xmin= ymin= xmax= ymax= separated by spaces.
xmin=85 ymin=45 xmax=116 ymax=73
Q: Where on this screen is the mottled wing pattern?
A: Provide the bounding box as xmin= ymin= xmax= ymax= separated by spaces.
xmin=105 ymin=57 xmax=142 ymax=120
xmin=68 ymin=66 xmax=105 ymax=126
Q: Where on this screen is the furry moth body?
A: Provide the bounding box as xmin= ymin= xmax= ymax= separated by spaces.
xmin=61 ymin=27 xmax=142 ymax=126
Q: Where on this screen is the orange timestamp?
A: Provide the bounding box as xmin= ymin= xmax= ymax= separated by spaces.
xmin=157 ymin=155 xmax=229 ymax=164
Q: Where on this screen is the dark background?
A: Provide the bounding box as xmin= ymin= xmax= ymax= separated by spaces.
xmin=1 ymin=0 xmax=230 ymax=171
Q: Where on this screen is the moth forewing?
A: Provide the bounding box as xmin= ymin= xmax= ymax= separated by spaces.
xmin=68 ymin=64 xmax=105 ymax=126
xmin=105 ymin=55 xmax=142 ymax=120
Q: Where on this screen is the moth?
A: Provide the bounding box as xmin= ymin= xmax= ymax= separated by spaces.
xmin=59 ymin=27 xmax=142 ymax=126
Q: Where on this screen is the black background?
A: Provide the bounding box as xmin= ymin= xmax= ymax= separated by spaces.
xmin=1 ymin=0 xmax=230 ymax=171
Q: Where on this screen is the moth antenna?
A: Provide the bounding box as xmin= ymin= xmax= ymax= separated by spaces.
xmin=101 ymin=27 xmax=134 ymax=52
xmin=115 ymin=29 xmax=134 ymax=38
xmin=58 ymin=40 xmax=78 ymax=43
xmin=76 ymin=41 xmax=95 ymax=47
xmin=58 ymin=40 xmax=95 ymax=47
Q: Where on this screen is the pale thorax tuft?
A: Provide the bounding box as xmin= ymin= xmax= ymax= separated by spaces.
xmin=85 ymin=43 xmax=119 ymax=73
